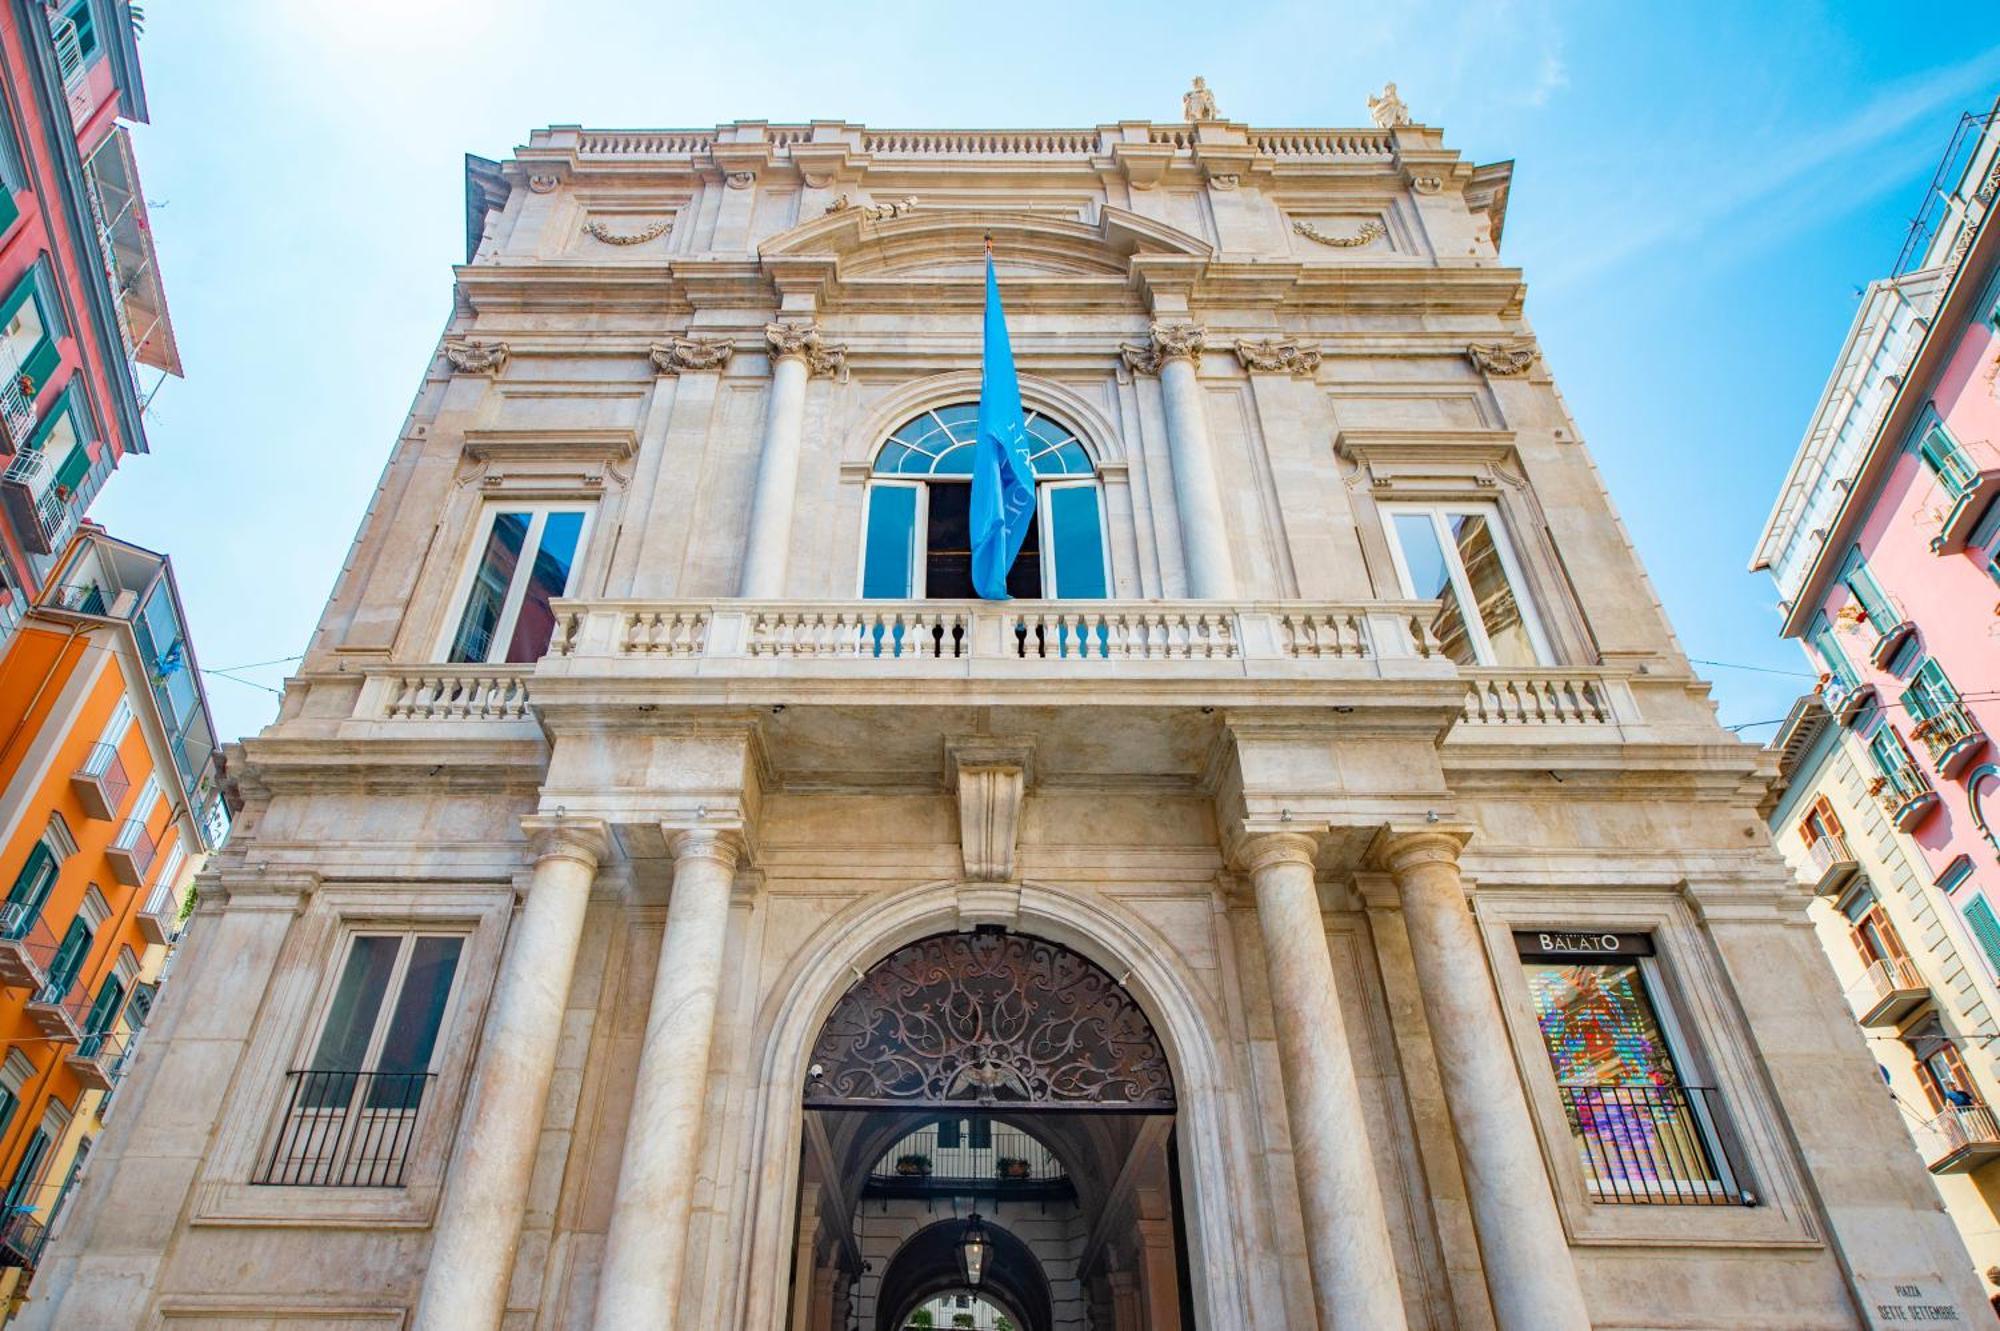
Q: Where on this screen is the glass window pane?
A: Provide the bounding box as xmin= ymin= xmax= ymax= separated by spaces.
xmin=1525 ymin=959 xmax=1685 ymax=1087
xmin=309 ymin=936 xmax=401 ymax=1073
xmin=1448 ymin=513 xmax=1538 ymax=667
xmin=448 ymin=513 xmax=529 ymax=663
xmin=2 ymin=295 xmax=43 ymax=367
xmin=862 ymin=486 xmax=919 ymax=598
xmin=1393 ymin=513 xmax=1478 ymax=665
xmin=369 ymin=937 xmax=463 ymax=1109
xmin=503 ymin=511 xmax=584 ymax=664
xmin=1047 ymin=486 xmax=1106 ymax=599
xmin=926 ymin=483 xmax=976 ymax=598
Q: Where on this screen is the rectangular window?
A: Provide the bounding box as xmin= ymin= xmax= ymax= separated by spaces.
xmin=1918 ymin=418 xmax=1980 ymax=499
xmin=1972 ymin=499 xmax=2000 ymax=589
xmin=446 ymin=507 xmax=589 ymax=664
xmin=860 ymin=481 xmax=921 ymax=599
xmin=2 ymin=843 xmax=59 ymax=929
xmin=258 ymin=931 xmax=467 ymax=1187
xmin=1903 ymin=659 xmax=1961 ymax=726
xmin=0 ymin=88 xmax=23 ymax=238
xmin=1042 ymin=481 xmax=1107 ymax=599
xmin=0 ymin=262 xmax=63 ymax=389
xmin=1838 ymin=548 xmax=1899 ymax=634
xmin=1516 ymin=931 xmax=1743 ymax=1204
xmin=1384 ymin=504 xmax=1549 ymax=667
xmin=114 ymin=775 xmax=160 ymax=849
xmin=1806 ymin=612 xmax=1859 ymax=693
xmin=43 ymin=916 xmax=92 ymax=999
xmin=1964 ymin=896 xmax=2000 ymax=979
xmin=4 ymin=1127 xmax=50 ymax=1212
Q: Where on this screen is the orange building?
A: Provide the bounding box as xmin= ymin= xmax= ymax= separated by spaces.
xmin=0 ymin=526 xmax=220 ymax=1293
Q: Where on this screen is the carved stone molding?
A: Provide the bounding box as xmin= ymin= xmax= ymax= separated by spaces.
xmin=802 ymin=171 xmax=835 ymax=189
xmin=825 ymin=194 xmax=918 ymax=220
xmin=1233 ymin=338 xmax=1322 ymax=377
xmin=649 ymin=337 xmax=735 ymax=375
xmin=805 ymin=930 xmax=1177 ymax=1110
xmin=1410 ymin=174 xmax=1444 ymax=195
xmin=526 ymin=174 xmax=560 ymax=194
xmin=948 ymin=739 xmax=1034 ymax=883
xmin=1368 ymin=81 xmax=1411 ymax=129
xmin=1466 ymin=341 xmax=1539 ymax=377
xmin=765 ymin=321 xmax=846 ymax=378
xmin=724 ymin=170 xmax=757 ymax=189
xmin=1207 ymin=172 xmax=1240 ymax=191
xmin=521 ymin=815 xmax=613 ymax=871
xmin=1293 ymin=217 xmax=1386 ymax=249
xmin=443 ymin=339 xmax=510 ymax=375
xmin=1119 ymin=321 xmax=1205 ymax=376
xmin=582 ymin=216 xmax=673 ymax=246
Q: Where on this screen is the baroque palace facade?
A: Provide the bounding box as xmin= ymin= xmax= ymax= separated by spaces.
xmin=17 ymin=86 xmax=1990 ymax=1330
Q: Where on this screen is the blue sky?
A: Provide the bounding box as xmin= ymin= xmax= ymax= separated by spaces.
xmin=89 ymin=1 xmax=2000 ymax=745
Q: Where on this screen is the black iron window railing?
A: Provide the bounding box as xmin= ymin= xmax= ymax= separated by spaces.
xmin=253 ymin=1069 xmax=436 ymax=1188
xmin=0 ymin=1209 xmax=47 ymax=1271
xmin=1556 ymin=1084 xmax=1753 ymax=1206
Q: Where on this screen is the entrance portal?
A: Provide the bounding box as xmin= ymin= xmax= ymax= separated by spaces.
xmin=790 ymin=929 xmax=1194 ymax=1331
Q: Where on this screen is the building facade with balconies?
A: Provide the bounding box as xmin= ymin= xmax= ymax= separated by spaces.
xmin=0 ymin=0 xmax=179 ymax=647
xmin=0 ymin=525 xmax=214 ymax=1313
xmin=22 ymin=87 xmax=1995 ymax=1330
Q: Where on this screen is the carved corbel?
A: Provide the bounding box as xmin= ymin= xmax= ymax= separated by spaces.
xmin=948 ymin=740 xmax=1034 ymax=882
xmin=443 ymin=339 xmax=510 ymax=375
xmin=1233 ymin=337 xmax=1323 ymax=376
xmin=1466 ymin=341 xmax=1539 ymax=377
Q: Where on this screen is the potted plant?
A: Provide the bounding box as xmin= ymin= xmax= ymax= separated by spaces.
xmin=894 ymin=1152 xmax=932 ymax=1177
xmin=995 ymin=1156 xmax=1031 ymax=1181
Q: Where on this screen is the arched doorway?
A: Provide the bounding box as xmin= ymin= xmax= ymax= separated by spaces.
xmin=790 ymin=928 xmax=1194 ymax=1331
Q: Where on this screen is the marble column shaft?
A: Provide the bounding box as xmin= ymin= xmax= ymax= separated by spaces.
xmin=1156 ymin=353 xmax=1235 ymax=599
xmin=412 ymin=820 xmax=607 ymax=1331
xmin=592 ymin=829 xmax=742 ymax=1331
xmin=738 ymin=349 xmax=810 ymax=597
xmin=1384 ymin=832 xmax=1590 ymax=1331
xmin=1244 ymin=833 xmax=1409 ymax=1331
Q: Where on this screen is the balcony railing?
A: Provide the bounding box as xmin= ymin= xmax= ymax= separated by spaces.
xmin=1555 ymin=1084 xmax=1752 ymax=1205
xmin=24 ymin=973 xmax=90 ymax=1041
xmin=136 ymin=877 xmax=179 ymax=946
xmin=43 ymin=7 xmax=90 ymax=128
xmin=69 ymin=741 xmax=130 ymax=821
xmin=0 ymin=1208 xmax=48 ymax=1273
xmin=254 ymin=1069 xmax=437 ymax=1188
xmin=105 ymin=818 xmax=156 ymax=886
xmin=1911 ymin=703 xmax=1988 ymax=781
xmin=1922 ymin=1104 xmax=2000 ymax=1174
xmin=0 ymin=342 xmax=35 ymax=451
xmin=1803 ymin=833 xmax=1861 ymax=897
xmin=0 ymin=446 xmax=109 ymax=556
xmin=63 ymin=1026 xmax=123 ymax=1091
xmin=1847 ymin=955 xmax=1932 ymax=1027
xmin=1926 ymin=436 xmax=2000 ymax=556
xmin=1820 ymin=675 xmax=1877 ymax=727
xmin=864 ymin=1122 xmax=1073 ymax=1201
xmin=0 ymin=902 xmax=55 ymax=990
xmin=1870 ymin=760 xmax=1940 ymax=832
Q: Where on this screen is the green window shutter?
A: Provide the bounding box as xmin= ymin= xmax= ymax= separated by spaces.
xmin=45 ymin=917 xmax=91 ymax=996
xmin=4 ymin=844 xmax=56 ymax=922
xmin=1919 ymin=424 xmax=1978 ymax=497
xmin=0 ymin=268 xmax=59 ymax=390
xmin=1964 ymin=895 xmax=2000 ymax=979
xmin=0 ymin=190 xmax=18 ymax=238
xmin=53 ymin=441 xmax=90 ymax=491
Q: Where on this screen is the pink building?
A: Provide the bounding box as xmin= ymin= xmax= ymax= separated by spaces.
xmin=1767 ymin=103 xmax=2000 ymax=970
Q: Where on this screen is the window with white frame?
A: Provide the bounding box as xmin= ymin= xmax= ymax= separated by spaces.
xmin=444 ymin=505 xmax=591 ymax=664
xmin=113 ymin=774 xmax=159 ymax=850
xmin=860 ymin=404 xmax=1107 ymax=599
xmin=1383 ymin=503 xmax=1550 ymax=667
xmin=257 ymin=930 xmax=467 ymax=1187
xmin=1515 ymin=931 xmax=1747 ymax=1205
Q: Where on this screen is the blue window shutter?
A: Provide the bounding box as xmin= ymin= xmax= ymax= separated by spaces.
xmin=861 ymin=483 xmax=919 ymax=598
xmin=1963 ymin=895 xmax=2000 ymax=978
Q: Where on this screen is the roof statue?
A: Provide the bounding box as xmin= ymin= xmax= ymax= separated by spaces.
xmin=1368 ymin=81 xmax=1411 ymax=128
xmin=1183 ymin=76 xmax=1218 ymax=123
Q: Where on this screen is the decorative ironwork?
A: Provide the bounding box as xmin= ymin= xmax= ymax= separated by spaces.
xmin=806 ymin=931 xmax=1175 ymax=1111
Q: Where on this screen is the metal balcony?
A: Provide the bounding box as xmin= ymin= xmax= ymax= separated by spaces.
xmin=63 ymin=1027 xmax=124 ymax=1091
xmin=0 ymin=903 xmax=55 ymax=990
xmin=0 ymin=449 xmax=57 ymax=553
xmin=1923 ymin=1104 xmax=2000 ymax=1175
xmin=1805 ymin=833 xmax=1861 ymax=897
xmin=863 ymin=1122 xmax=1075 ymax=1204
xmin=0 ymin=342 xmax=36 ymax=451
xmin=24 ymin=975 xmax=90 ymax=1041
xmin=0 ymin=1209 xmax=47 ymax=1273
xmin=253 ymin=1069 xmax=437 ymax=1188
xmin=1912 ymin=704 xmax=1988 ymax=781
xmin=69 ymin=741 xmax=130 ymax=820
xmin=104 ymin=818 xmax=156 ymax=886
xmin=1822 ymin=677 xmax=1878 ymax=727
xmin=1871 ymin=763 xmax=1940 ymax=832
xmin=136 ymin=879 xmax=178 ymax=945
xmin=1848 ymin=955 xmax=1932 ymax=1027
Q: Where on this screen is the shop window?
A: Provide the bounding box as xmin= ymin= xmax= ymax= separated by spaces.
xmin=1515 ymin=931 xmax=1747 ymax=1204
xmin=860 ymin=403 xmax=1104 ymax=600
xmin=1383 ymin=503 xmax=1551 ymax=667
xmin=256 ymin=931 xmax=466 ymax=1187
xmin=445 ymin=506 xmax=590 ymax=664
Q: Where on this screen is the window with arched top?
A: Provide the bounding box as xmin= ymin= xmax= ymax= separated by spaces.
xmin=861 ymin=404 xmax=1108 ymax=599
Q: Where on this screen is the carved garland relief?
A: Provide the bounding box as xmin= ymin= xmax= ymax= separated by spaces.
xmin=805 ymin=930 xmax=1176 ymax=1110
xmin=583 ymin=217 xmax=673 ymax=245
xmin=1293 ymin=218 xmax=1387 ymax=248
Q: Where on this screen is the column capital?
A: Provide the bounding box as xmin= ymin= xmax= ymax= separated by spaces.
xmin=667 ymin=826 xmax=745 ymax=872
xmin=649 ymin=336 xmax=734 ymax=375
xmin=1119 ymin=320 xmax=1206 ymax=375
xmin=521 ymin=815 xmax=612 ymax=871
xmin=1231 ymin=830 xmax=1321 ymax=877
xmin=764 ymin=320 xmax=845 ymax=378
xmin=1374 ymin=825 xmax=1470 ymax=877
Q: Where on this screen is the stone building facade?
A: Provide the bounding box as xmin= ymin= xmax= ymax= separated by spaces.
xmin=17 ymin=89 xmax=1993 ymax=1330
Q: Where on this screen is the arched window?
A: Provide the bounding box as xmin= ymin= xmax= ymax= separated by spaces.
xmin=861 ymin=404 xmax=1107 ymax=600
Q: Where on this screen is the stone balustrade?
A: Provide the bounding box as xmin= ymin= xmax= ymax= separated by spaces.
xmin=1459 ymin=671 xmax=1631 ymax=726
xmin=355 ymin=668 xmax=535 ymax=722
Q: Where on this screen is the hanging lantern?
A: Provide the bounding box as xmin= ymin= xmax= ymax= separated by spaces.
xmin=957 ymin=1212 xmax=991 ymax=1286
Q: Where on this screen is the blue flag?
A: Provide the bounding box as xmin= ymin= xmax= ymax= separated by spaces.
xmin=970 ymin=252 xmax=1036 ymax=600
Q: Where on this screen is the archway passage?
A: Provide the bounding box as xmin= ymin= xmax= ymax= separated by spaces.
xmin=791 ymin=929 xmax=1194 ymax=1331
xmin=875 ymin=1218 xmax=1051 ymax=1331
xmin=805 ymin=928 xmax=1176 ymax=1111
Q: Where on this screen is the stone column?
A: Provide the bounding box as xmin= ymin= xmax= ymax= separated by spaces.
xmin=412 ymin=818 xmax=609 ymax=1331
xmin=739 ymin=322 xmax=843 ymax=598
xmin=1381 ymin=831 xmax=1590 ymax=1331
xmin=1241 ymin=833 xmax=1408 ymax=1331
xmin=592 ymin=829 xmax=743 ymax=1331
xmin=1124 ymin=322 xmax=1235 ymax=598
